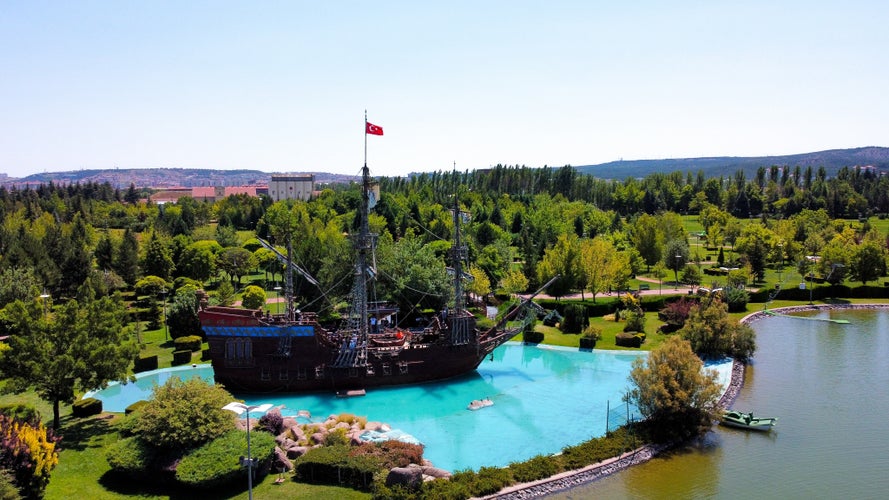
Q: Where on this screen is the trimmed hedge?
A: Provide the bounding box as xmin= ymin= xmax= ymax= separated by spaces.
xmin=615 ymin=332 xmax=643 ymax=348
xmin=176 ymin=430 xmax=276 ymax=489
xmin=294 ymin=445 xmax=381 ymax=490
xmin=72 ymin=398 xmax=102 ymax=418
xmin=105 ymin=436 xmax=157 ymax=476
xmin=172 ymin=350 xmax=193 ymax=366
xmin=523 ymin=330 xmax=544 ymax=344
xmin=174 ymin=335 xmax=203 ymax=352
xmin=125 ymin=400 xmax=149 ymax=415
xmin=133 ymin=354 xmax=158 ymax=373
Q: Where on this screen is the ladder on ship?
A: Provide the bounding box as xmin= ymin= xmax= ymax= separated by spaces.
xmin=332 ymin=335 xmax=367 ymax=368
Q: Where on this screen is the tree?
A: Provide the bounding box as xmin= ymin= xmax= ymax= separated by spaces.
xmin=133 ymin=377 xmax=236 ymax=450
xmin=178 ymin=241 xmax=219 ymax=282
xmin=631 ymin=214 xmax=662 ymax=272
xmin=167 ymin=288 xmax=203 ymax=339
xmin=465 ymin=265 xmax=492 ymax=304
xmin=216 ymin=247 xmax=255 ymax=285
xmin=663 ymin=238 xmax=690 ymax=286
xmin=214 ymin=280 xmax=235 ymax=307
xmin=681 ymin=264 xmax=702 ymax=288
xmin=537 ymin=233 xmax=581 ymax=299
xmin=850 ymin=239 xmax=887 ymax=285
xmin=627 ymin=335 xmax=722 ymax=441
xmin=579 ymin=237 xmax=612 ymax=302
xmin=113 ymin=228 xmax=140 ymax=286
xmin=0 ymin=286 xmax=138 ymax=428
xmin=94 ymin=233 xmax=115 ymax=271
xmin=679 ymin=298 xmax=756 ymax=361
xmin=0 ymin=266 xmax=41 ymax=309
xmin=141 ymin=231 xmax=175 ymax=281
xmin=498 ymin=268 xmax=529 ymax=296
xmin=240 ymin=285 xmax=266 ymax=310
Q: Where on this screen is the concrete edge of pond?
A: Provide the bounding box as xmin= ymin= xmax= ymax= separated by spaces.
xmin=481 ymin=303 xmax=889 ymax=500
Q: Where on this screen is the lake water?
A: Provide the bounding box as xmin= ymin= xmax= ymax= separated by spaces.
xmin=87 ymin=342 xmax=733 ymax=472
xmin=549 ymin=308 xmax=889 ymax=499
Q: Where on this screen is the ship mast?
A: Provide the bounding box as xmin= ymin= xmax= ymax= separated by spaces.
xmin=449 ymin=165 xmax=472 ymax=345
xmin=333 ymin=164 xmax=373 ymax=368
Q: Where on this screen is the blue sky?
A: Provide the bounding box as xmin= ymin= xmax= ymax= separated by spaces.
xmin=2 ymin=1 xmax=888 ymax=178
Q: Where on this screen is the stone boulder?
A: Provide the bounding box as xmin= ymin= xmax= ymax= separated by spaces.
xmin=385 ymin=466 xmax=423 ymax=490
xmin=273 ymin=447 xmax=293 ymax=472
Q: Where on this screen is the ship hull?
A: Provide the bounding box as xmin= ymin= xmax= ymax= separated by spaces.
xmin=200 ymin=306 xmax=506 ymax=393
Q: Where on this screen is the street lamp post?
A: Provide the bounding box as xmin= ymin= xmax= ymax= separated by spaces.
xmin=160 ymin=287 xmax=168 ymax=341
xmin=39 ymin=292 xmax=50 ymax=319
xmin=273 ymin=285 xmax=282 ymax=315
xmin=223 ymin=402 xmax=274 ymax=500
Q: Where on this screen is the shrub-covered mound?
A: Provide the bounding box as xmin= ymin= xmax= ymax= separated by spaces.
xmin=176 ymin=429 xmax=276 ymax=488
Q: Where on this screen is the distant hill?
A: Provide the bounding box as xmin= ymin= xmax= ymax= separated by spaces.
xmin=4 ymin=147 xmax=887 ymax=188
xmin=574 ymin=146 xmax=889 ymax=180
xmin=2 ymin=168 xmax=358 ymax=189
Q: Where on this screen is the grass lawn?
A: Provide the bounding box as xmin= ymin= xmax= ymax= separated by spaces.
xmin=44 ymin=413 xmax=371 ymax=500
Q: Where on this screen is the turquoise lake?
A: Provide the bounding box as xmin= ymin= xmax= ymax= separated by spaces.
xmin=88 ymin=342 xmax=733 ymax=472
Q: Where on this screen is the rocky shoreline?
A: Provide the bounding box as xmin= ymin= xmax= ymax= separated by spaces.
xmin=481 ymin=303 xmax=889 ymax=499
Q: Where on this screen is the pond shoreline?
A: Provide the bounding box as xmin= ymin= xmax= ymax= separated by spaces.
xmin=482 ymin=303 xmax=889 ymax=499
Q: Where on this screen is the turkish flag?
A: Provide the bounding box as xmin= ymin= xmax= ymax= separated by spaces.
xmin=366 ymin=122 xmax=384 ymax=136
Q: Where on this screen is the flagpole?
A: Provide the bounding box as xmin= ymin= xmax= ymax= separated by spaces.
xmin=364 ymin=109 xmax=368 ymax=167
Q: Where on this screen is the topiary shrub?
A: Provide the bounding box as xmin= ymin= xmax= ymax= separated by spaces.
xmin=133 ymin=354 xmax=158 ymax=373
xmin=174 ymin=335 xmax=203 ymax=352
xmin=622 ymin=309 xmax=646 ymax=333
xmin=125 ymin=400 xmax=149 ymax=415
xmin=105 ymin=436 xmax=157 ymax=477
xmin=176 ymin=429 xmax=276 ymax=489
xmin=560 ymin=303 xmax=587 ymax=334
xmin=579 ymin=325 xmax=601 ymax=349
xmin=615 ymin=332 xmax=643 ymax=348
xmin=522 ymin=330 xmax=544 ymax=344
xmin=72 ymin=398 xmax=103 ymax=418
xmin=172 ymin=350 xmax=193 ymax=365
xmin=293 ymin=445 xmax=381 ymax=490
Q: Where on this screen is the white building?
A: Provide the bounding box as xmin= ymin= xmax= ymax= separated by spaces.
xmin=268 ymin=174 xmax=314 ymax=201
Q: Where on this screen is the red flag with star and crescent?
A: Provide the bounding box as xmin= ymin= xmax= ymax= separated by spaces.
xmin=366 ymin=122 xmax=384 ymax=136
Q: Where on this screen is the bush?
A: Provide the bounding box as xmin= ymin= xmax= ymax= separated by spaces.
xmin=522 ymin=330 xmax=544 ymax=344
xmin=258 ymin=409 xmax=284 ymax=435
xmin=0 ymin=404 xmax=41 ymax=425
xmin=508 ymin=454 xmax=563 ymax=483
xmin=615 ymin=332 xmax=643 ymax=348
xmin=174 ymin=335 xmax=203 ymax=352
xmin=579 ymin=325 xmax=601 ymax=349
xmin=722 ymin=286 xmax=749 ymax=312
xmin=622 ymin=309 xmax=646 ymax=333
xmin=0 ymin=414 xmax=59 ymax=497
xmin=351 ymin=440 xmax=424 ymax=470
xmin=240 ymin=285 xmax=267 ymax=310
xmin=134 ymin=377 xmax=236 ymax=450
xmin=294 ymin=445 xmax=381 ymax=490
xmin=133 ymin=354 xmax=158 ymax=373
xmin=560 ymin=303 xmax=587 ymax=333
xmin=105 ymin=436 xmax=157 ymax=476
xmin=176 ymin=430 xmax=276 ymax=488
xmin=72 ymin=398 xmax=103 ymax=418
xmin=125 ymin=400 xmax=149 ymax=415
xmin=172 ymin=350 xmax=193 ymax=365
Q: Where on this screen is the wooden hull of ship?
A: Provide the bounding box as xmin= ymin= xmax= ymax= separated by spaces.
xmin=199 ymin=307 xmax=509 ymax=393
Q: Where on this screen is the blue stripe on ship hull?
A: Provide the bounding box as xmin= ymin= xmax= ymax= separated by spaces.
xmin=203 ymin=325 xmax=314 ymax=337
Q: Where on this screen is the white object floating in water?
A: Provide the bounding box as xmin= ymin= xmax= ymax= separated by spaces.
xmin=467 ymin=398 xmax=494 ymax=411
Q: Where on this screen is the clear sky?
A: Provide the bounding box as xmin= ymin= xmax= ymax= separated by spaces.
xmin=2 ymin=1 xmax=888 ymax=178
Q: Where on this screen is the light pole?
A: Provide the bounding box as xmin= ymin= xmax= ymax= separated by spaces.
xmin=675 ymin=254 xmax=682 ymax=290
xmin=39 ymin=291 xmax=50 ymax=320
xmin=223 ymin=402 xmax=274 ymax=500
xmin=808 ymin=272 xmax=815 ymax=305
xmin=160 ymin=287 xmax=169 ymax=341
xmin=274 ymin=285 xmax=282 ymax=315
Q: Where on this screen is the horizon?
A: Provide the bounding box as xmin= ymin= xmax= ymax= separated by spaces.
xmin=3 ymin=2 xmax=888 ymax=178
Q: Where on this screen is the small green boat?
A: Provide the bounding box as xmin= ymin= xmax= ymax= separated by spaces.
xmin=721 ymin=410 xmax=778 ymax=431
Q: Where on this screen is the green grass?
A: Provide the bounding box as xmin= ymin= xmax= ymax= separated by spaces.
xmin=44 ymin=413 xmax=371 ymax=500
